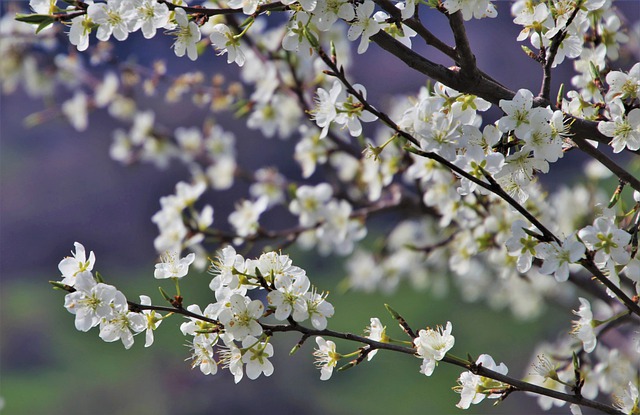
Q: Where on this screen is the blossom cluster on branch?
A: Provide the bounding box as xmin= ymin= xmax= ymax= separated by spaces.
xmin=4 ymin=0 xmax=640 ymax=413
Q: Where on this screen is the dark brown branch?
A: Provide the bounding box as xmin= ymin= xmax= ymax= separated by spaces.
xmin=264 ymin=322 xmax=624 ymax=415
xmin=447 ymin=11 xmax=479 ymax=80
xmin=316 ymin=43 xmax=640 ymax=317
xmin=371 ymin=31 xmax=640 ymax=192
xmin=540 ymin=3 xmax=583 ymax=100
xmin=569 ymin=132 xmax=640 ymax=192
xmin=158 ymin=0 xmax=288 ymax=16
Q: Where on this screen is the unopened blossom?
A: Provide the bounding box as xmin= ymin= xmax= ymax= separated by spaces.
xmin=241 ymin=336 xmax=274 ymax=380
xmin=59 ymin=242 xmax=96 ymax=286
xmin=314 ymin=337 xmax=340 ymax=380
xmin=413 ymin=321 xmax=454 ymax=376
xmin=571 ymin=297 xmax=597 ymax=353
xmin=536 ymin=234 xmax=585 ymax=282
xmin=218 ymin=294 xmax=264 ymax=341
xmin=154 ymin=251 xmax=196 ymax=279
xmin=210 ymin=24 xmax=245 ymax=67
xmin=172 ymin=8 xmax=201 ymax=61
xmin=454 ymin=354 xmax=508 ymax=409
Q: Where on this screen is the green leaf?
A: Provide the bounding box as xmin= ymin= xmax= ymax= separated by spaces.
xmin=15 ymin=13 xmax=55 ymax=25
xmin=35 ymin=20 xmax=54 ymax=34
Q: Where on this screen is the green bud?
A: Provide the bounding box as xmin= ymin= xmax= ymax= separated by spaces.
xmin=607 ymin=183 xmax=624 ymax=209
xmin=520 ymin=45 xmax=535 ymax=59
xmin=289 ymin=344 xmax=301 ymax=355
xmin=572 ymin=351 xmax=580 ymax=372
xmin=589 ymin=62 xmax=601 ymax=81
xmin=337 ymin=361 xmax=356 ymax=372
xmin=159 ymin=286 xmax=172 ymax=302
xmin=556 ymin=83 xmax=564 ymax=106
xmin=50 ymin=281 xmax=70 ymax=291
xmin=384 ymin=303 xmax=401 ymax=320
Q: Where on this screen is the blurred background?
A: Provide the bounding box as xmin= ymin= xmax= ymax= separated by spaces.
xmin=1 ymin=1 xmax=639 ymax=414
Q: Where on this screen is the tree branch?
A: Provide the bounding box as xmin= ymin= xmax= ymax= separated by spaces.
xmin=447 ymin=11 xmax=479 ymax=80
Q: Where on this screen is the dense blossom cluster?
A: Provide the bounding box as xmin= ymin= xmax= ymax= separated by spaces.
xmin=59 ymin=243 xmax=337 ymax=381
xmin=5 ymin=0 xmax=640 ymax=412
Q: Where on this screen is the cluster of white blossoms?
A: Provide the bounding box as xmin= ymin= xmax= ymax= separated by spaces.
xmin=8 ymin=0 xmax=640 ymax=412
xmin=59 ymin=243 xmax=152 ymax=349
xmin=58 ymin=242 xmax=339 ymax=381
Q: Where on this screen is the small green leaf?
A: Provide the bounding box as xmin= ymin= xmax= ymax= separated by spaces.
xmin=35 ymin=20 xmax=54 ymax=34
xmin=556 ymin=83 xmax=564 ymax=106
xmin=159 ymin=286 xmax=172 ymax=302
xmin=15 ymin=13 xmax=55 ymax=25
xmin=304 ymin=26 xmax=319 ymax=49
xmin=384 ymin=303 xmax=401 ymax=320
